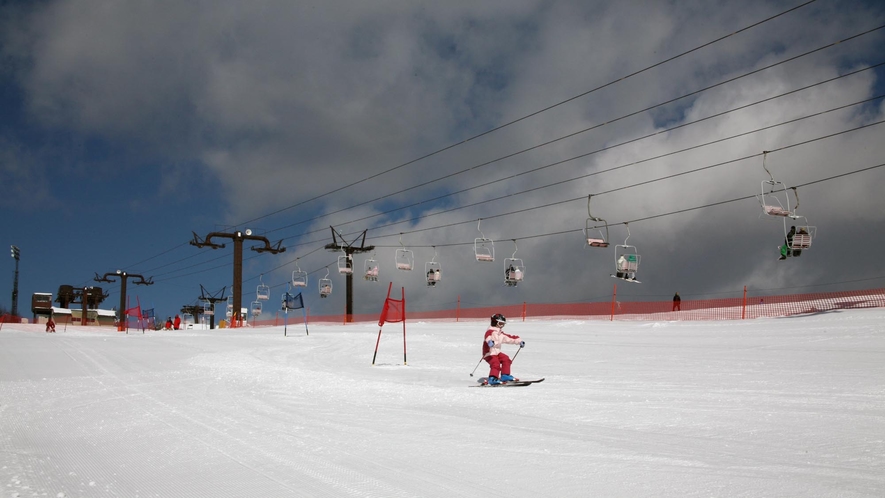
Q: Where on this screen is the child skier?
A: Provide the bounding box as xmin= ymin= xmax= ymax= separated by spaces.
xmin=483 ymin=313 xmax=525 ymax=385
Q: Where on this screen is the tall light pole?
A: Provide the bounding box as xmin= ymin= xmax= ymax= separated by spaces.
xmin=10 ymin=245 xmax=20 ymax=317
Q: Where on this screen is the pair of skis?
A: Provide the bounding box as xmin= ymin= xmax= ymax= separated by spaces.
xmin=471 ymin=377 xmax=545 ymax=388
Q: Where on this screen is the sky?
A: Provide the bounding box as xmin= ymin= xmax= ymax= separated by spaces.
xmin=1 ymin=308 xmax=883 ymax=496
xmin=2 ymin=0 xmax=885 ymax=320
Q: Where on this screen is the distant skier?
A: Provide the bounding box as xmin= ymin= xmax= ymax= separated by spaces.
xmin=173 ymin=314 xmax=181 ymax=330
xmin=45 ymin=317 xmax=56 ymax=333
xmin=482 ymin=313 xmax=524 ymax=385
xmin=165 ymin=317 xmax=173 ymax=330
xmin=672 ymin=292 xmax=681 ymax=311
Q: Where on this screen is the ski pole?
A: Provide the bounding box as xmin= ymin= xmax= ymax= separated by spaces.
xmin=511 ymin=345 xmax=522 ymax=363
xmin=469 ymin=355 xmax=485 ymax=377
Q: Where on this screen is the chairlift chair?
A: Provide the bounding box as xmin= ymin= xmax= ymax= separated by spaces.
xmin=256 ymin=275 xmax=270 ymax=301
xmin=250 ymin=300 xmax=262 ymax=317
xmin=764 ymin=183 xmax=817 ymax=259
xmin=584 ymin=195 xmax=610 ymax=247
xmin=757 ymin=151 xmax=794 ymax=217
xmin=474 ymin=219 xmax=495 ymax=262
xmin=226 ymin=295 xmax=234 ymax=318
xmin=337 ymin=252 xmax=353 ymax=275
xmin=785 ymin=188 xmax=815 ymax=252
xmin=395 ymin=234 xmax=414 ymax=271
xmin=201 ymin=299 xmax=214 ymax=316
xmin=759 ymin=180 xmax=794 ymax=217
xmin=319 ymin=268 xmax=333 ymax=298
xmin=782 ymin=215 xmax=816 ymax=257
xmin=788 ymin=223 xmax=815 ymax=250
xmin=425 ymin=247 xmax=441 ymax=287
xmin=613 ymin=225 xmax=641 ymax=283
xmin=292 ymin=260 xmax=308 ymax=288
xmin=364 ymin=255 xmax=379 ymax=282
xmin=504 ymin=241 xmax=525 ymax=287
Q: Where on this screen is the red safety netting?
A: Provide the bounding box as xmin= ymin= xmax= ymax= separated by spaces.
xmin=263 ymin=288 xmax=885 ymax=326
xmin=10 ymin=289 xmax=883 ymax=331
xmin=0 ymin=313 xmax=21 ymax=327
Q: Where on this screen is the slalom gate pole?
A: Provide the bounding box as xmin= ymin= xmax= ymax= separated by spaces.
xmin=374 ymin=282 xmax=393 ymax=365
xmin=469 ymin=355 xmax=485 ymax=377
xmin=372 ymin=327 xmax=383 ymax=365
xmin=401 ymin=286 xmax=407 ymax=366
xmin=302 ymin=307 xmax=309 ymax=336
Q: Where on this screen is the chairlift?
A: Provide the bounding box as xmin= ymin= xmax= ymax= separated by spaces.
xmin=200 ymin=298 xmax=214 ymax=316
xmin=504 ymin=240 xmax=525 ymax=287
xmin=778 ymin=187 xmax=817 ymax=259
xmin=256 ymin=274 xmax=270 ymax=301
xmin=474 ymin=219 xmax=495 ymax=262
xmin=757 ymin=151 xmax=795 ymax=217
xmin=584 ymin=195 xmax=610 ymax=247
xmin=425 ymin=247 xmax=441 ymax=287
xmin=319 ymin=268 xmax=333 ymax=298
xmin=292 ymin=259 xmax=308 ymax=288
xmin=250 ymin=300 xmax=262 ymax=317
xmin=783 ymin=216 xmax=816 ymax=253
xmin=337 ymin=250 xmax=353 ymax=275
xmin=612 ymin=224 xmax=641 ymax=284
xmin=364 ymin=254 xmax=379 ymax=282
xmin=395 ymin=234 xmax=414 ymax=271
xmin=226 ymin=295 xmax=234 ymax=317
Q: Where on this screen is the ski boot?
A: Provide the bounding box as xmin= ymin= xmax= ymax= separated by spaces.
xmin=500 ymin=374 xmax=517 ymax=382
xmin=487 ymin=376 xmax=502 ymax=385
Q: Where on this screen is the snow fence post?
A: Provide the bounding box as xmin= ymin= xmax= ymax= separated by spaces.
xmin=610 ymin=284 xmax=617 ymax=321
xmin=401 ymin=286 xmax=407 ymax=366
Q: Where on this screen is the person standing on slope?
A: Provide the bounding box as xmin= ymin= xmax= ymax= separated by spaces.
xmin=483 ymin=313 xmax=524 ymax=385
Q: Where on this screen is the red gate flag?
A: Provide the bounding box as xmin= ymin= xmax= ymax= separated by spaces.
xmin=373 ymin=283 xmax=407 ymax=366
xmin=378 ymin=297 xmax=405 ymax=326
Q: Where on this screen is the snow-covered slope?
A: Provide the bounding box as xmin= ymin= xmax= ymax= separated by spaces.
xmin=2 ymin=310 xmax=883 ymax=497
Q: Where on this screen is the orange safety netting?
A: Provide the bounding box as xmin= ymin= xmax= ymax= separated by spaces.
xmin=246 ymin=288 xmax=885 ymax=326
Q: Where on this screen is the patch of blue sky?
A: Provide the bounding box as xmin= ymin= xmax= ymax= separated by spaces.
xmin=648 ymin=95 xmax=700 ymax=130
